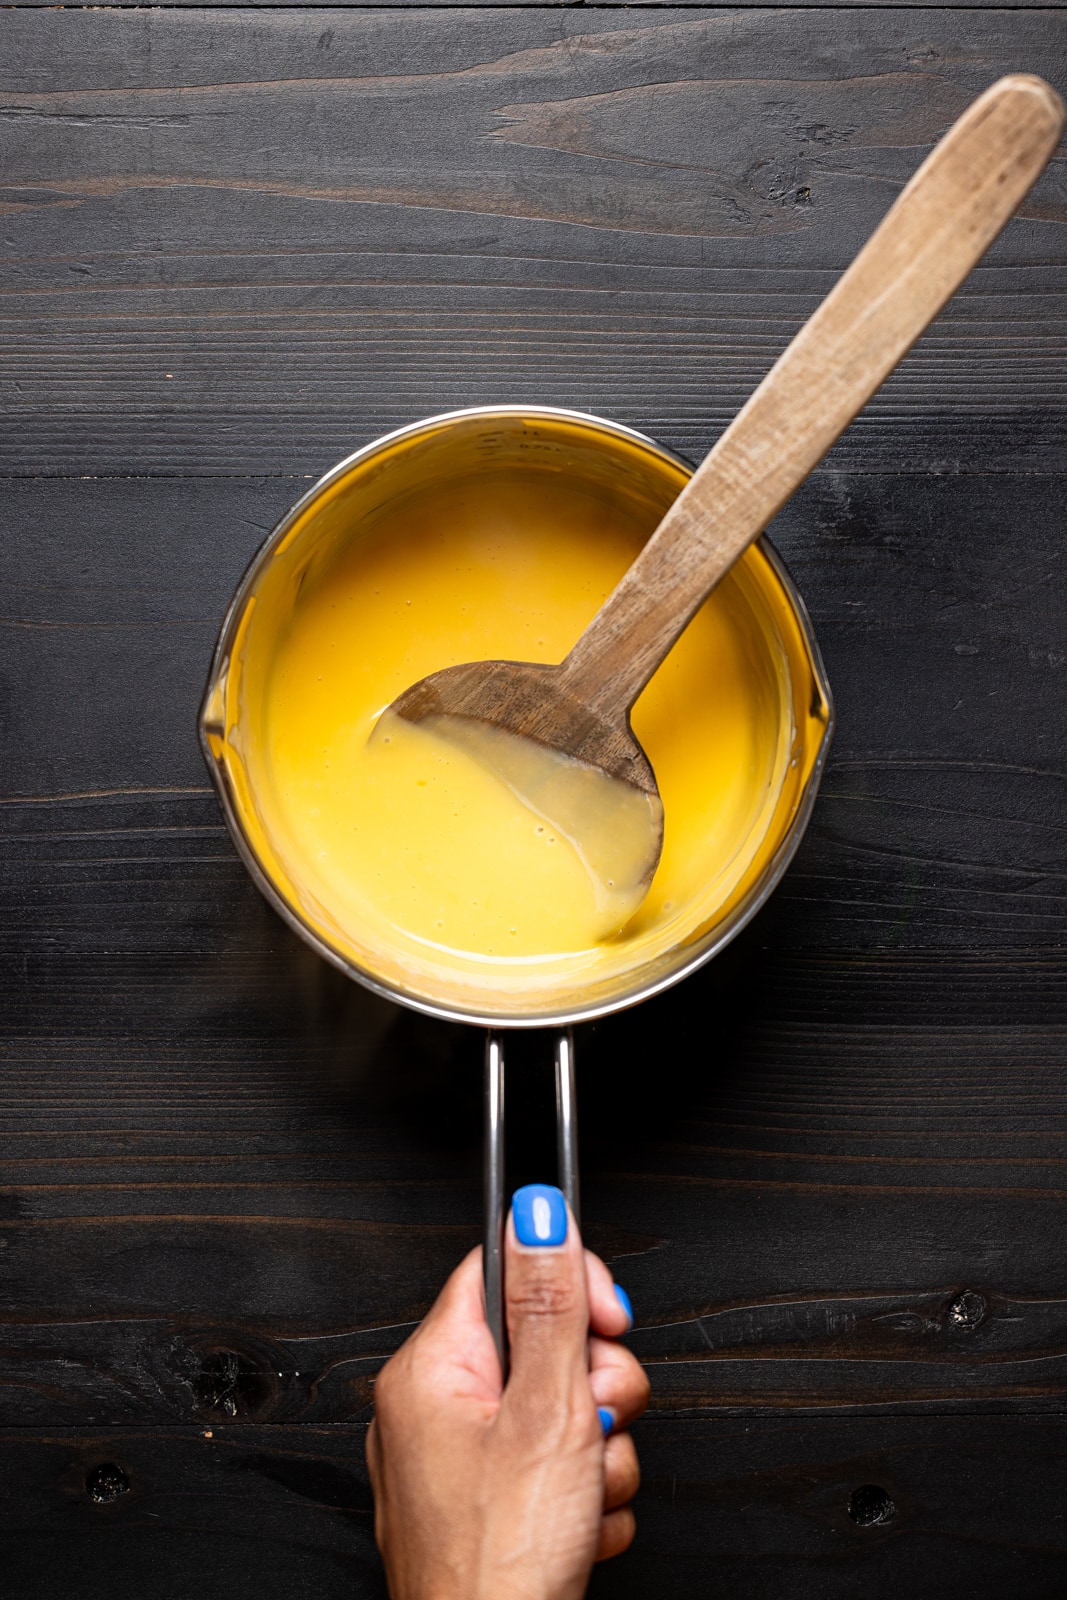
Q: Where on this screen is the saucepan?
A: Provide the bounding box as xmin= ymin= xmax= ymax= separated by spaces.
xmin=202 ymin=75 xmax=1061 ymax=1366
xmin=199 ymin=405 xmax=833 ymax=1361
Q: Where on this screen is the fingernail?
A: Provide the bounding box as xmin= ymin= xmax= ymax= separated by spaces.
xmin=598 ymin=1407 xmax=615 ymax=1437
xmin=512 ymin=1184 xmax=567 ymax=1247
xmin=614 ymin=1284 xmax=634 ymax=1328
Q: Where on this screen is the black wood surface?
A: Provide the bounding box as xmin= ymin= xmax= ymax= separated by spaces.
xmin=2 ymin=5 xmax=1066 ymax=1597
xmin=5 ymin=1418 xmax=1067 ymax=1600
xmin=3 ymin=10 xmax=1065 ymax=477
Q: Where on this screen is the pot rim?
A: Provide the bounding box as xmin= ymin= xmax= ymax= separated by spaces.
xmin=199 ymin=404 xmax=835 ymax=1029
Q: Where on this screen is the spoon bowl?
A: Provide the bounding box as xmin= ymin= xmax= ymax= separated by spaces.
xmin=381 ymin=658 xmax=664 ymax=930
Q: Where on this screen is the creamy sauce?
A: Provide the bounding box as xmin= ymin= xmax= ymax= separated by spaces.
xmin=212 ymin=428 xmax=828 ymax=1019
xmin=315 ymin=707 xmax=636 ymax=957
xmin=372 ymin=708 xmax=663 ymax=941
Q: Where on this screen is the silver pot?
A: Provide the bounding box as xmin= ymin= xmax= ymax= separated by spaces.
xmin=200 ymin=406 xmax=833 ymax=1360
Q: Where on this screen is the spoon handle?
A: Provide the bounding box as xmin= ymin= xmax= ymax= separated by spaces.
xmin=559 ymin=74 xmax=1064 ymax=717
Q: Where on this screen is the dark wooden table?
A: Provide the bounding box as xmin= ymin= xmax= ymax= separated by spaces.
xmin=2 ymin=4 xmax=1066 ymax=1595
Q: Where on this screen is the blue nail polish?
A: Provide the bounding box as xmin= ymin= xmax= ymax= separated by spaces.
xmin=598 ymin=1407 xmax=615 ymax=1437
xmin=614 ymin=1284 xmax=634 ymax=1328
xmin=512 ymin=1184 xmax=567 ymax=1247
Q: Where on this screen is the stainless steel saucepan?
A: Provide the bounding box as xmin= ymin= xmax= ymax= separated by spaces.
xmin=199 ymin=406 xmax=834 ymax=1365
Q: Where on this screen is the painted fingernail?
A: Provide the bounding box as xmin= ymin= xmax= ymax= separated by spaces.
xmin=512 ymin=1184 xmax=567 ymax=1247
xmin=598 ymin=1407 xmax=615 ymax=1437
xmin=614 ymin=1284 xmax=634 ymax=1328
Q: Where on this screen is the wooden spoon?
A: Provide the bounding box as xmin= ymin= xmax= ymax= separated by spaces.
xmin=379 ymin=75 xmax=1064 ymax=927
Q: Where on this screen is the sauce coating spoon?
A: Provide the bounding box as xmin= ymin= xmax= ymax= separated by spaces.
xmin=378 ymin=75 xmax=1064 ymax=927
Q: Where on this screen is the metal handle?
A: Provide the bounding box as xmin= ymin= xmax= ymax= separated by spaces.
xmin=484 ymin=1033 xmax=507 ymax=1374
xmin=483 ymin=1028 xmax=579 ymax=1375
xmin=554 ymin=1029 xmax=580 ymax=1226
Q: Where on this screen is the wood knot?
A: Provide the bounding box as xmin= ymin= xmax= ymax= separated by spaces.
xmin=152 ymin=1327 xmax=291 ymax=1422
xmin=86 ymin=1463 xmax=130 ymax=1504
xmin=848 ymin=1484 xmax=896 ymax=1527
xmin=946 ymin=1290 xmax=986 ymax=1329
xmin=197 ymin=1348 xmax=275 ymax=1420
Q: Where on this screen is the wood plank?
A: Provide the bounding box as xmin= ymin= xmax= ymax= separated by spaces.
xmin=586 ymin=942 xmax=1067 ymax=1413
xmin=5 ymin=0 xmax=1060 ymax=7
xmin=3 ymin=451 xmax=1062 ymax=1428
xmin=607 ymin=1415 xmax=1067 ymax=1597
xmin=3 ymin=1418 xmax=1067 ymax=1599
xmin=1 ymin=8 xmax=1064 ymax=475
xmin=2 ymin=941 xmax=1067 ymax=1423
xmin=2 ymin=471 xmax=1064 ymax=951
xmin=3 ymin=3 xmax=1065 ymax=1592
xmin=0 ymin=1425 xmax=383 ymax=1600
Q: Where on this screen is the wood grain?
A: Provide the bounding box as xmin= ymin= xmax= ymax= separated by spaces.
xmin=0 ymin=1425 xmax=384 ymax=1600
xmin=2 ymin=940 xmax=1067 ymax=1427
xmin=4 ymin=1418 xmax=1067 ymax=1600
xmin=558 ymin=75 xmax=1063 ymax=715
xmin=3 ymin=471 xmax=1063 ymax=952
xmin=3 ymin=5 xmax=1067 ymax=1594
xmin=5 ymin=0 xmax=1060 ymax=7
xmin=600 ymin=1416 xmax=1067 ymax=1598
xmin=1 ymin=9 xmax=1064 ymax=476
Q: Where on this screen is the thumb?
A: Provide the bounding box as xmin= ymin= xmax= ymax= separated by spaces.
xmin=502 ymin=1185 xmax=592 ymax=1424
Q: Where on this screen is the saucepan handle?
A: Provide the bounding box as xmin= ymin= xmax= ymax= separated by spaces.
xmin=484 ymin=1028 xmax=580 ymax=1375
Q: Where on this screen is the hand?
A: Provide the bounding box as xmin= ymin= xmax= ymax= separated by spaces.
xmin=366 ymin=1185 xmax=650 ymax=1600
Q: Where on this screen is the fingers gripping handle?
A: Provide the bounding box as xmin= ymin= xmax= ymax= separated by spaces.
xmin=483 ymin=1030 xmax=580 ymax=1374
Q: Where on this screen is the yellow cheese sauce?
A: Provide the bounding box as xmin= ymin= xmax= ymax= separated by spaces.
xmin=366 ymin=708 xmax=663 ymax=946
xmin=208 ymin=416 xmax=829 ymax=1019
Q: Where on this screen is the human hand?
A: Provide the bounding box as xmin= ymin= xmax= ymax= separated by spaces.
xmin=366 ymin=1184 xmax=650 ymax=1600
